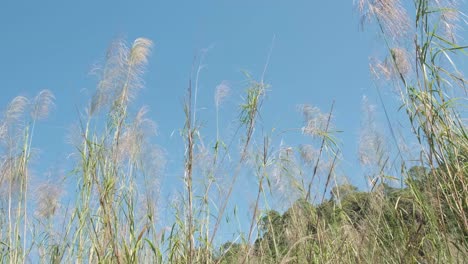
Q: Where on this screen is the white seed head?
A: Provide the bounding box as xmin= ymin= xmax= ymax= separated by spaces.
xmin=298 ymin=104 xmax=331 ymax=137
xmin=118 ymin=107 xmax=154 ymax=161
xmin=357 ymin=0 xmax=411 ymax=41
xmin=370 ymin=47 xmax=412 ymax=81
xmin=6 ymin=96 xmax=29 ymax=123
xmin=31 ymin=89 xmax=55 ymax=120
xmin=299 ymin=144 xmax=317 ymax=165
xmin=129 ymin=38 xmax=153 ymax=67
xmin=358 ymin=96 xmax=387 ymax=167
xmin=90 ymin=38 xmax=153 ymax=115
xmin=35 ymin=182 xmax=62 ymax=219
xmin=215 ymin=81 xmax=231 ymax=108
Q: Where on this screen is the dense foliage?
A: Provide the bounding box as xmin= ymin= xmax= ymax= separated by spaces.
xmin=216 ymin=166 xmax=466 ymax=263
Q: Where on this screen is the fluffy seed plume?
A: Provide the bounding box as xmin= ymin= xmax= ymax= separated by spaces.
xmin=116 ymin=106 xmax=157 ymax=163
xmin=390 ymin=48 xmax=411 ymax=76
xmin=31 ymin=90 xmax=55 ymax=120
xmin=357 ymin=0 xmax=411 ymax=40
xmin=90 ymin=38 xmax=153 ymax=115
xmin=270 ymin=143 xmax=298 ymax=195
xmin=0 ymin=157 xmax=16 ymax=190
xmin=214 ymin=81 xmax=230 ymax=108
xmin=129 ymin=38 xmax=153 ymax=68
xmin=358 ymin=96 xmax=387 ymax=167
xmin=141 ymin=144 xmax=166 ymax=175
xmin=299 ymin=104 xmax=331 ymax=137
xmin=299 ymin=144 xmax=317 ymax=165
xmin=434 ymin=0 xmax=462 ymax=42
xmin=5 ymin=96 xmax=29 ymax=123
xmin=120 ymin=38 xmax=153 ymax=104
xmin=370 ymin=47 xmax=411 ymax=81
xmin=35 ymin=182 xmax=62 ymax=219
xmin=90 ymin=40 xmax=127 ymax=115
xmin=0 ymin=122 xmax=5 ymax=141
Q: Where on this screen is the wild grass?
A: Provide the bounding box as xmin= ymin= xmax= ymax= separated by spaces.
xmin=0 ymin=0 xmax=467 ymax=263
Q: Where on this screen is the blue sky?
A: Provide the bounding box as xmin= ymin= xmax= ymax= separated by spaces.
xmin=0 ymin=1 xmax=373 ymax=173
xmin=1 ymin=0 xmax=467 ymax=242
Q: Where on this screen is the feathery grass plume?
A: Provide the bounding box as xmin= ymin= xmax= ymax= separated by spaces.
xmin=0 ymin=122 xmax=6 ymax=141
xmin=370 ymin=47 xmax=412 ymax=82
xmin=298 ymin=104 xmax=331 ymax=138
xmin=433 ymin=0 xmax=463 ymax=42
xmin=5 ymin=96 xmax=29 ymax=124
xmin=389 ymin=47 xmax=411 ymax=77
xmin=193 ymin=141 xmax=213 ymax=175
xmin=0 ymin=96 xmax=31 ymax=190
xmin=90 ymin=39 xmax=128 ymax=115
xmin=299 ymin=144 xmax=317 ymax=165
xmin=369 ymin=57 xmax=392 ymax=81
xmin=116 ymin=106 xmax=156 ymax=163
xmin=31 ymin=90 xmax=55 ymax=120
xmin=274 ymin=143 xmax=295 ymax=181
xmin=270 ymin=143 xmax=301 ymax=198
xmin=0 ymin=156 xmax=17 ymax=192
xmin=112 ymin=38 xmax=152 ymax=152
xmin=358 ymin=96 xmax=387 ymax=169
xmin=141 ymin=144 xmax=166 ymax=177
xmin=119 ymin=38 xmax=153 ymax=104
xmin=34 ymin=182 xmax=62 ymax=219
xmin=440 ymin=8 xmax=461 ymax=42
xmin=356 ymin=0 xmax=410 ymax=40
xmin=129 ymin=38 xmax=153 ymax=68
xmin=89 ymin=38 xmax=152 ymax=115
xmin=214 ymin=81 xmax=230 ymax=108
xmin=215 ymin=80 xmax=230 ymax=143
xmin=298 ymin=102 xmax=338 ymax=202
xmin=64 ymin=122 xmax=83 ymax=151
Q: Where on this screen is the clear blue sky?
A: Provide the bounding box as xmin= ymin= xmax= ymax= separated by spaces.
xmin=1 ymin=0 xmax=466 ymax=241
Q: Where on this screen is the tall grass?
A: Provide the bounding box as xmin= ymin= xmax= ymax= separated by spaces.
xmin=0 ymin=90 xmax=54 ymax=263
xmin=0 ymin=0 xmax=466 ymax=263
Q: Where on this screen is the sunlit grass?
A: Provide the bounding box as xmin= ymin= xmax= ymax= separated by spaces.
xmin=0 ymin=0 xmax=467 ymax=263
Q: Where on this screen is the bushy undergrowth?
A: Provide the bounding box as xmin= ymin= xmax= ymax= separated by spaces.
xmin=0 ymin=0 xmax=467 ymax=263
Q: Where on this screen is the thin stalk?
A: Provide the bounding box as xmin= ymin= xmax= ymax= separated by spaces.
xmin=306 ymin=101 xmax=335 ymax=201
xmin=244 ymin=137 xmax=269 ymax=264
xmin=184 ymin=79 xmax=195 ymax=264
